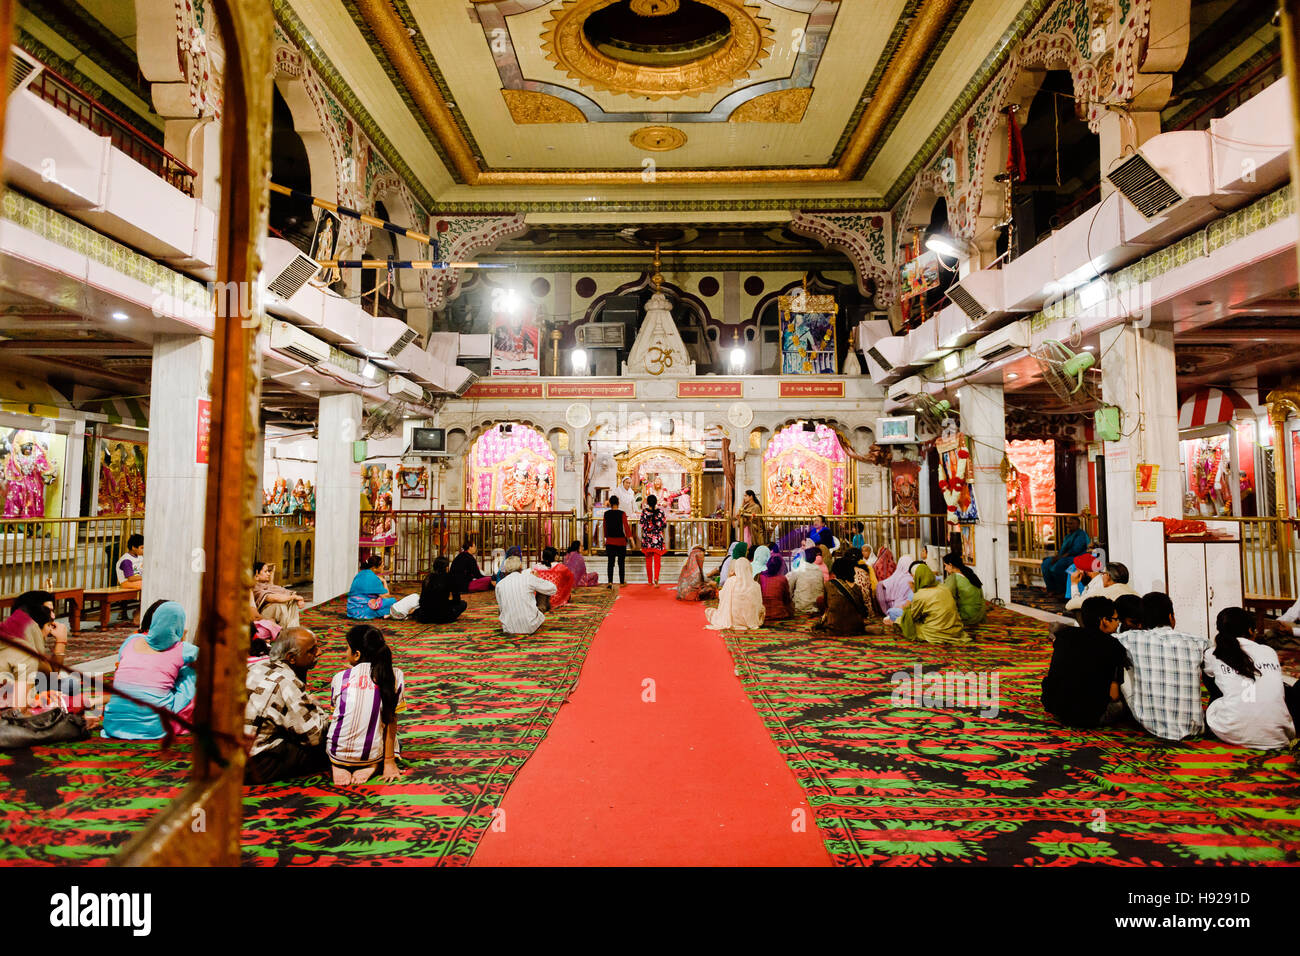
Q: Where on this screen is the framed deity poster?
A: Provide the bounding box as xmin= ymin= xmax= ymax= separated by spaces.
xmin=94 ymin=437 xmax=147 ymax=515
xmin=398 ymin=465 xmax=428 ymax=500
xmin=490 ymin=303 xmax=540 ymax=376
xmin=778 ymin=292 xmax=837 ymax=374
xmin=0 ymin=428 xmax=65 ymax=519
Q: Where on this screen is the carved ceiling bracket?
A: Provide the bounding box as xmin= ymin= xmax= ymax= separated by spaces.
xmin=424 ymin=214 xmax=529 ymax=312
xmin=789 ymin=211 xmax=896 ymax=306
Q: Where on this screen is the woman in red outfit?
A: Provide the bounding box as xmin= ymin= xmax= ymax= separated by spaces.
xmin=757 ymin=552 xmax=794 ymax=622
xmin=639 ymin=494 xmax=668 ymax=587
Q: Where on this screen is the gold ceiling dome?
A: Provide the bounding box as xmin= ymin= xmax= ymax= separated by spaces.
xmin=541 ymin=0 xmax=773 ymax=101
xmin=629 ymin=0 xmax=680 ymax=14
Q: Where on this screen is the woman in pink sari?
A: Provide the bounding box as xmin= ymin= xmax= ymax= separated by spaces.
xmin=563 ymin=540 xmax=599 ymax=587
xmin=675 ymin=546 xmax=718 ymax=602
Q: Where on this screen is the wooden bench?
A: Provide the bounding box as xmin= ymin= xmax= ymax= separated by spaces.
xmin=1010 ymin=557 xmax=1041 ymax=587
xmin=1242 ymin=594 xmax=1295 ymax=634
xmin=0 ymin=587 xmax=84 ymax=633
xmin=83 ymin=587 xmax=141 ymax=629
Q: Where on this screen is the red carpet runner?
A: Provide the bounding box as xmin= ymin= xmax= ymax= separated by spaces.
xmin=472 ymin=584 xmax=831 ymax=866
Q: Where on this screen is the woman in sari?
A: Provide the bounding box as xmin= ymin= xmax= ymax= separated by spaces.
xmin=854 ymin=546 xmax=878 ymax=608
xmin=873 ymin=547 xmax=897 ymax=584
xmin=942 ymin=552 xmax=988 ymax=627
xmin=715 ymin=541 xmax=746 ymax=584
xmin=750 ymin=544 xmax=771 ymax=578
xmin=564 ymin=540 xmax=599 ymax=587
xmin=895 ymin=564 xmax=969 ymax=644
xmin=676 ymin=546 xmax=718 ymax=602
xmin=757 ymin=553 xmax=793 ymax=622
xmin=737 ymin=490 xmax=765 ymax=547
xmin=347 ymin=556 xmax=397 ymax=619
xmin=876 ymin=553 xmax=915 ymax=617
xmin=705 ymin=556 xmax=763 ymax=630
xmin=102 ymin=602 xmax=197 ymax=739
xmin=813 ymin=556 xmax=876 ymax=636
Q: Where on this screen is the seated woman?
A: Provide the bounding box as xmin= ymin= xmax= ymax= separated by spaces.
xmin=347 ymin=556 xmax=397 ymax=620
xmin=327 ymin=625 xmax=406 ymax=784
xmin=814 ymin=556 xmax=878 ymax=636
xmin=676 ymin=546 xmax=718 ymax=602
xmin=450 ymin=541 xmax=493 ymax=593
xmin=1203 ymin=606 xmax=1298 ymax=750
xmin=705 ymin=556 xmax=763 ymax=630
xmin=750 ymin=545 xmax=771 ymax=578
xmin=895 ymin=564 xmax=969 ymax=644
xmin=412 ymin=555 xmax=467 ymax=625
xmin=714 ymin=541 xmax=746 ymax=585
xmin=941 ymin=552 xmax=988 ymax=627
xmin=564 ymin=540 xmax=599 ymax=587
xmin=102 ymin=601 xmax=197 ymax=739
xmin=494 ymin=546 xmax=523 ymax=584
xmin=757 ymin=553 xmax=793 ymax=623
xmin=813 ymin=548 xmax=832 ymax=583
xmin=532 ymin=546 xmax=575 ymax=608
xmin=875 ymin=554 xmax=915 ymax=618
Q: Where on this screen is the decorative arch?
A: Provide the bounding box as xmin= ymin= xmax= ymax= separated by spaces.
xmin=464 ymin=422 xmax=556 ymax=512
xmin=789 ymin=211 xmax=894 ymax=306
xmin=425 ymin=215 xmax=529 ymax=312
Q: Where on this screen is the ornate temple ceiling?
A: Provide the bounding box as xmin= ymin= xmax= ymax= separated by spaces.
xmin=281 ymin=0 xmax=1035 ymax=213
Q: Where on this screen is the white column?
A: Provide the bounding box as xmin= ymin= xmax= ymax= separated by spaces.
xmin=142 ymin=335 xmax=213 ymax=630
xmin=1100 ymin=323 xmax=1181 ymax=566
xmin=314 ymin=393 xmax=363 ymax=602
xmin=962 ymin=384 xmax=1011 ymax=603
xmin=60 ymin=418 xmax=86 ymax=518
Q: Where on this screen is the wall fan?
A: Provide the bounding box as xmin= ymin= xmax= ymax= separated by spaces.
xmin=912 ymin=394 xmax=956 ymax=435
xmin=1032 ymin=340 xmax=1099 ymax=406
xmin=363 ymin=399 xmax=408 ymax=439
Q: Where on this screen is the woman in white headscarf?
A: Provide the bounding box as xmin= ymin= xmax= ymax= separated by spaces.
xmin=875 ymin=553 xmax=916 ymax=617
xmin=705 ymin=556 xmax=764 ymax=630
xmin=750 ymin=545 xmax=771 ymax=578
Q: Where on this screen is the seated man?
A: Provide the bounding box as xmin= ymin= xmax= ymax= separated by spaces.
xmin=1042 ymin=596 xmax=1128 ymax=728
xmin=495 ymin=555 xmax=556 ymax=636
xmin=1066 ymin=561 xmax=1137 ymax=613
xmin=244 ymin=627 xmax=329 ymax=783
xmin=787 ymin=548 xmax=826 ymax=616
xmin=1115 ymin=591 xmax=1210 ymax=741
xmin=251 ymin=561 xmax=306 ymax=628
xmin=1040 ymin=517 xmax=1089 ymax=594
xmin=1115 ymin=593 xmax=1144 ymax=633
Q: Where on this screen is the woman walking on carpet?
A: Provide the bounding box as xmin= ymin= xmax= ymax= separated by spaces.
xmin=640 ymin=494 xmax=668 ymax=587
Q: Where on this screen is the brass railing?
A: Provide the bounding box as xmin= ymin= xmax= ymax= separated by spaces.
xmin=0 ymin=514 xmax=143 ymax=596
xmin=1008 ymin=511 xmax=1102 ymax=565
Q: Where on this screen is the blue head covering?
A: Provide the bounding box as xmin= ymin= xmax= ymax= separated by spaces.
xmin=751 ymin=545 xmax=771 ymax=577
xmin=144 ymin=601 xmax=186 ymax=651
xmin=506 ymin=546 xmax=523 ymax=558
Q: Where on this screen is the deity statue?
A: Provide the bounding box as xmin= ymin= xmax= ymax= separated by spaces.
xmin=2 ymin=430 xmax=56 ymax=519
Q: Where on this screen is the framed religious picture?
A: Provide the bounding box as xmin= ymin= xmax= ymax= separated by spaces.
xmin=309 ymin=210 xmax=340 ymax=285
xmin=490 ymin=301 xmax=540 ymax=376
xmin=398 ymin=465 xmax=428 ymax=500
xmin=778 ymin=290 xmax=837 ymax=374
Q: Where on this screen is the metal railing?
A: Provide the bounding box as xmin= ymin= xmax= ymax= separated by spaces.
xmin=1008 ymin=511 xmax=1101 ymax=565
xmin=0 ymin=514 xmax=143 ymax=596
xmin=26 ymin=64 xmax=197 ymax=196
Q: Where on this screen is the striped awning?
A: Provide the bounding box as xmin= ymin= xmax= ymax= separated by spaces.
xmin=1178 ymin=386 xmax=1249 ymax=430
xmin=75 ymin=396 xmax=150 ymax=429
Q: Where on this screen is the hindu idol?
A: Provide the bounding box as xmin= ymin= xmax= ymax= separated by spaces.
xmin=2 ymin=430 xmax=56 ymax=519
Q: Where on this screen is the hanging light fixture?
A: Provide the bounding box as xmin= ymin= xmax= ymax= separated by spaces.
xmin=728 ymin=328 xmax=745 ymax=371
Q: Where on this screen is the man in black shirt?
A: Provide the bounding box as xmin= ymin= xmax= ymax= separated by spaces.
xmin=1041 ymin=596 xmax=1128 ymax=728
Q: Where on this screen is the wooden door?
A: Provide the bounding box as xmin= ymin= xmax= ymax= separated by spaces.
xmin=1166 ymin=542 xmax=1208 ymax=638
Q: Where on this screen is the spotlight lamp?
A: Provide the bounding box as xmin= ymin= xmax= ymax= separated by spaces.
xmin=924 ymin=230 xmax=972 ymax=262
xmin=570 ymin=347 xmax=588 ymax=372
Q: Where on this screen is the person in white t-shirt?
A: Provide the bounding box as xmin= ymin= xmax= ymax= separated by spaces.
xmin=1203 ymin=607 xmax=1298 ymax=751
xmin=326 ymin=624 xmax=407 ymax=784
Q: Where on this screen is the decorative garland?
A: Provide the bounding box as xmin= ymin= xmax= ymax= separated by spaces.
xmin=936 ymin=431 xmax=974 ymax=525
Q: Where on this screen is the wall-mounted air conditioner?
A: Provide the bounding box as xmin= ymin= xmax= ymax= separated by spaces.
xmin=946 ymin=270 xmax=1024 ymax=330
xmin=888 ymin=375 xmax=924 ymax=404
xmin=269 ymin=320 xmax=330 ymax=365
xmin=387 ymin=374 xmax=424 ymax=401
xmin=974 ymin=319 xmax=1031 ymax=362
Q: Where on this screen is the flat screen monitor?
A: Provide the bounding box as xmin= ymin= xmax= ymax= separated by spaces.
xmin=410 ymin=427 xmax=446 ymax=454
xmin=875 ymin=415 xmax=917 ymax=444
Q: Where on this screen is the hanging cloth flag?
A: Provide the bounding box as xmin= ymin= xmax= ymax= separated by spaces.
xmin=385 ymin=256 xmax=396 ymax=299
xmin=1005 ymin=108 xmax=1027 ymax=184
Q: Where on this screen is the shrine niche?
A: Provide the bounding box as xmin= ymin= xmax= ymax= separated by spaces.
xmin=465 ymin=424 xmax=556 ymax=512
xmin=615 ymin=445 xmax=704 ymax=518
xmin=763 ymin=423 xmax=853 ymax=515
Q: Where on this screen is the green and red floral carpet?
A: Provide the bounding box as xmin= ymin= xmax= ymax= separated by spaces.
xmin=723 ymin=606 xmax=1300 ymax=866
xmin=0 ymin=587 xmax=613 ymax=866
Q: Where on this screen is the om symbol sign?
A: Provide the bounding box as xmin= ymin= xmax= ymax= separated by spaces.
xmin=646 ymin=346 xmax=674 ymax=376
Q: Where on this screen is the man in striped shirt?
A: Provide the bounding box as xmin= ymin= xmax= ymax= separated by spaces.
xmin=1115 ymin=592 xmax=1210 ymax=741
xmin=495 ymin=555 xmax=557 ymax=635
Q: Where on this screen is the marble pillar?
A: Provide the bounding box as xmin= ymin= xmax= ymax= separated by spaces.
xmin=314 ymin=393 xmax=363 ymax=603
xmin=961 ymin=384 xmax=1011 ymax=603
xmin=60 ymin=418 xmax=86 ymax=518
xmin=142 ymin=335 xmax=213 ymax=630
xmin=1099 ymin=324 xmax=1181 ymax=566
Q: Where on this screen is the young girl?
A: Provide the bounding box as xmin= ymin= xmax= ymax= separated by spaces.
xmin=1203 ymin=607 xmax=1298 ymax=750
xmin=327 ymin=625 xmax=406 ymax=784
xmin=640 ymin=494 xmax=667 ymax=587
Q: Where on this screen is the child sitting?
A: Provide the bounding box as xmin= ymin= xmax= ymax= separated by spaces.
xmin=327 ymin=625 xmax=405 ymax=784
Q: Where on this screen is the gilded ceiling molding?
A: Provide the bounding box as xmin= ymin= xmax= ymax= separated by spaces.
xmin=630 ymin=126 xmax=688 ymax=150
xmin=727 ymin=87 xmax=812 ymax=123
xmin=423 ymin=214 xmax=530 ymax=312
xmin=352 ymin=0 xmax=480 ymax=183
xmin=789 ymin=211 xmax=896 ymax=305
xmin=539 ymin=0 xmax=772 ymax=101
xmin=501 ymin=89 xmax=586 ymax=124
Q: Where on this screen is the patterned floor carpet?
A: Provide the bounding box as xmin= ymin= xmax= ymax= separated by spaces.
xmin=1010 ymin=585 xmax=1069 ymax=614
xmin=722 ymin=607 xmax=1300 ymax=866
xmin=0 ymin=587 xmax=613 ymax=866
xmin=64 ymin=627 xmax=134 ymax=666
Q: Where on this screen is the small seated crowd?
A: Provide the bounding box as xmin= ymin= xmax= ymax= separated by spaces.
xmin=0 ymin=502 xmax=1293 ymax=795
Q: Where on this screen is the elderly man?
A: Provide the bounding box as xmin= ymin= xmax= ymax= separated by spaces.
xmin=1066 ymin=561 xmax=1138 ymax=613
xmin=495 ymin=554 xmax=557 ymax=635
xmin=244 ymin=626 xmax=329 ymax=783
xmin=252 ymin=561 xmax=306 ymax=628
xmin=1040 ymin=516 xmax=1090 ymax=594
